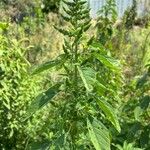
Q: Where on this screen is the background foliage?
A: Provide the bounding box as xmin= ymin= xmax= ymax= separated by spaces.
xmin=0 ymin=24 xmax=40 ymax=149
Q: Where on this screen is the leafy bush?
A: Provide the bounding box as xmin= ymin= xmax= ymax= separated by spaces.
xmin=96 ymin=0 xmax=117 ymax=45
xmin=123 ymin=0 xmax=137 ymax=30
xmin=113 ymin=62 xmax=150 ymax=149
xmin=0 ymin=23 xmax=40 ymax=149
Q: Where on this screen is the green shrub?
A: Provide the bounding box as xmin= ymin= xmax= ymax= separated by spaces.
xmin=123 ymin=0 xmax=137 ymax=30
xmin=113 ymin=62 xmax=150 ymax=149
xmin=96 ymin=0 xmax=117 ymax=45
xmin=0 ymin=23 xmax=40 ymax=149
xmin=25 ymin=0 xmax=122 ymax=149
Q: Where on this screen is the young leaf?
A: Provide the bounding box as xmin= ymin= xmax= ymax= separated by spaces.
xmin=23 ymin=84 xmax=61 ymax=120
xmin=94 ymin=80 xmax=108 ymax=96
xmin=31 ymin=54 xmax=66 ymax=75
xmin=62 ymin=0 xmax=75 ymax=7
xmin=77 ymin=66 xmax=108 ymax=94
xmin=77 ymin=66 xmax=93 ymax=92
xmin=134 ymin=106 xmax=143 ymax=121
xmin=93 ymin=53 xmax=119 ymax=71
xmin=0 ymin=22 xmax=9 ymax=30
xmin=96 ymin=98 xmax=121 ymax=132
xmin=54 ymin=26 xmax=73 ymax=37
xmin=87 ymin=118 xmax=111 ymax=150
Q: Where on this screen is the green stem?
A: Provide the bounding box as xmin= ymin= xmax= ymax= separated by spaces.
xmin=73 ymin=9 xmax=79 ymax=96
xmin=74 ymin=41 xmax=78 ymax=95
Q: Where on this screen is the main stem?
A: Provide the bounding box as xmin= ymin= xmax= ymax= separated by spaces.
xmin=73 ymin=10 xmax=79 ymax=96
xmin=74 ymin=41 xmax=78 ymax=94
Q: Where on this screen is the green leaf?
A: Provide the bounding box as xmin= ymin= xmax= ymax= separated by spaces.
xmin=93 ymin=53 xmax=119 ymax=71
xmin=136 ymin=72 xmax=149 ymax=89
xmin=78 ymin=0 xmax=87 ymax=5
xmin=77 ymin=67 xmax=108 ymax=94
xmin=134 ymin=106 xmax=143 ymax=121
xmin=23 ymin=84 xmax=61 ymax=120
xmin=96 ymin=98 xmax=121 ymax=132
xmin=27 ymin=141 xmax=50 ymax=150
xmin=62 ymin=0 xmax=75 ymax=7
xmin=115 ymin=141 xmax=143 ymax=150
xmin=87 ymin=118 xmax=111 ymax=150
xmin=94 ymin=80 xmax=108 ymax=96
xmin=3 ymin=101 xmax=10 ymax=110
xmin=83 ymin=23 xmax=91 ymax=32
xmin=140 ymin=95 xmax=150 ymax=110
xmin=0 ymin=22 xmax=9 ymax=30
xmin=0 ymin=50 xmax=4 ymax=56
xmin=77 ymin=66 xmax=93 ymax=92
xmin=54 ymin=26 xmax=73 ymax=37
xmin=54 ymin=133 xmax=66 ymax=149
xmin=127 ymin=122 xmax=142 ymax=141
xmin=31 ymin=54 xmax=66 ymax=75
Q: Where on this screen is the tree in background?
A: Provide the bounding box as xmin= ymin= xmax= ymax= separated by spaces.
xmin=41 ymin=0 xmax=61 ymax=13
